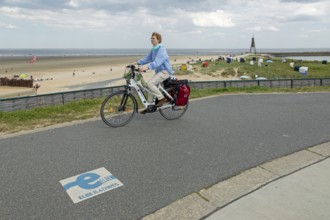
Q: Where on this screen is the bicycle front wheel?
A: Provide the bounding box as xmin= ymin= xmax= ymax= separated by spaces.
xmin=159 ymin=102 xmax=189 ymax=120
xmin=100 ymin=91 xmax=137 ymax=127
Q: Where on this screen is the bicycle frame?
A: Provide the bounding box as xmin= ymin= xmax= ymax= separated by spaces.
xmin=126 ymin=72 xmax=174 ymax=110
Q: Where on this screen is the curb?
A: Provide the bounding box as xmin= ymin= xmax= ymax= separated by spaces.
xmin=141 ymin=142 xmax=330 ymax=220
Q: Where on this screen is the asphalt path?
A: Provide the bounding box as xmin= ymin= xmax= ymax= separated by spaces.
xmin=1 ymin=93 xmax=330 ymax=220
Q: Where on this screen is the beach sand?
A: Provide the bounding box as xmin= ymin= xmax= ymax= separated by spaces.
xmin=0 ymin=54 xmax=239 ymax=98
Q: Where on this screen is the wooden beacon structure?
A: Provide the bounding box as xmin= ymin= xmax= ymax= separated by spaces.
xmin=250 ymin=35 xmax=256 ymax=54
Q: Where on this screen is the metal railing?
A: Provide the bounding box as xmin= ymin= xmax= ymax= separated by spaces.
xmin=1 ymin=78 xmax=329 ymax=112
xmin=0 ymin=86 xmax=124 ymax=112
xmin=189 ymin=78 xmax=330 ymax=89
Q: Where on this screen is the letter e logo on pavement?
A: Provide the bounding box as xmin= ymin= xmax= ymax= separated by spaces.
xmin=59 ymin=167 xmax=123 ymax=203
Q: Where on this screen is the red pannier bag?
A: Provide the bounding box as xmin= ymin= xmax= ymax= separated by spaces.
xmin=174 ymin=80 xmax=190 ymax=106
xmin=164 ymin=79 xmax=191 ymax=106
xmin=176 ymin=83 xmax=190 ymax=106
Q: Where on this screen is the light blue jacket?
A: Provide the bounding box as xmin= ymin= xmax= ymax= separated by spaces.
xmin=137 ymin=45 xmax=174 ymax=75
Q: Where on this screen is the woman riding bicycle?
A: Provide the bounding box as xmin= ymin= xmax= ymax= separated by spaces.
xmin=100 ymin=32 xmax=189 ymax=127
xmin=134 ymin=32 xmax=174 ymax=114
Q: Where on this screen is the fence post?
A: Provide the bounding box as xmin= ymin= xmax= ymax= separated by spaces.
xmin=62 ymin=93 xmax=65 ymax=105
xmin=291 ymin=79 xmax=293 ymax=89
xmin=320 ymin=78 xmax=323 ymax=86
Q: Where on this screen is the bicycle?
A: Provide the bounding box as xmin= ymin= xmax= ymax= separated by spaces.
xmin=100 ymin=65 xmax=189 ymax=127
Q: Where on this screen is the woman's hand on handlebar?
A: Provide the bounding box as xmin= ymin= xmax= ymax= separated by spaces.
xmin=139 ymin=65 xmax=148 ymax=72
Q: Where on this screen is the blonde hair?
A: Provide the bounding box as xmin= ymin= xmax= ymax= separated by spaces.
xmin=152 ymin=32 xmax=162 ymax=43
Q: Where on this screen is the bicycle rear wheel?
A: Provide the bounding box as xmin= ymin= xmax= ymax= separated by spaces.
xmin=100 ymin=91 xmax=137 ymax=127
xmin=159 ymin=101 xmax=189 ymax=120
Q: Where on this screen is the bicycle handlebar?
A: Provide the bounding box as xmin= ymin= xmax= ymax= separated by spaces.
xmin=126 ymin=65 xmax=146 ymax=73
xmin=126 ymin=65 xmax=138 ymax=71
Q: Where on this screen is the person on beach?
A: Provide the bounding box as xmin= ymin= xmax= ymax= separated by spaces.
xmin=33 ymin=83 xmax=40 ymax=95
xmin=135 ymin=32 xmax=174 ymax=114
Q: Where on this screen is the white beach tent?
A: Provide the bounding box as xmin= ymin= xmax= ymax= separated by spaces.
xmin=299 ymin=67 xmax=308 ymax=75
xmin=240 ymin=76 xmax=250 ymax=80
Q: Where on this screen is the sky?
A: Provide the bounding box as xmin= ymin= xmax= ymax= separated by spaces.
xmin=1 ymin=0 xmax=330 ymax=49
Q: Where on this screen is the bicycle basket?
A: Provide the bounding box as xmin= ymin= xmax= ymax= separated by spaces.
xmin=123 ymin=68 xmax=132 ymax=80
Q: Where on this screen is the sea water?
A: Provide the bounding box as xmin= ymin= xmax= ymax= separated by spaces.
xmin=285 ymin=56 xmax=330 ymax=61
xmin=0 ymin=48 xmax=329 ymax=57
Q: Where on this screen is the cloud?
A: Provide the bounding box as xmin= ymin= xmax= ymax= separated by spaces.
xmin=299 ymin=34 xmax=309 ymax=38
xmin=275 ymin=1 xmax=328 ymax=22
xmin=308 ymin=28 xmax=329 ymax=32
xmin=246 ymin=26 xmax=279 ymax=32
xmin=0 ymin=6 xmax=130 ymax=30
xmin=268 ymin=26 xmax=280 ymax=31
xmin=0 ymin=21 xmax=17 ymax=29
xmin=192 ymin=10 xmax=235 ymax=28
xmin=67 ymin=0 xmax=79 ymax=8
xmin=280 ymin=0 xmax=324 ymax=3
xmin=213 ymin=32 xmax=225 ymax=36
xmin=1 ymin=0 xmax=328 ymax=31
xmin=0 ymin=0 xmax=329 ymax=48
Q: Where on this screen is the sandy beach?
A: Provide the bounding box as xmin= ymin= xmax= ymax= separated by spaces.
xmin=0 ymin=54 xmax=237 ymax=98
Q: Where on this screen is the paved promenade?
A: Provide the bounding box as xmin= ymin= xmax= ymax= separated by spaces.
xmin=1 ymin=93 xmax=329 ymax=219
xmin=143 ymin=142 xmax=330 ymax=220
